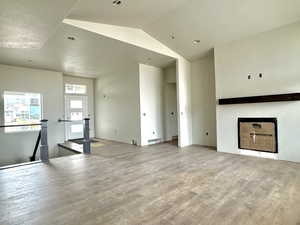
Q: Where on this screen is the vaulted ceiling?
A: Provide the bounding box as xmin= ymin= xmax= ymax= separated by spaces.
xmin=1 ymin=0 xmax=300 ymax=77
xmin=68 ymin=0 xmax=300 ymax=59
xmin=68 ymin=0 xmax=187 ymax=28
xmin=0 ymin=23 xmax=174 ymax=77
xmin=0 ymin=0 xmax=174 ymax=77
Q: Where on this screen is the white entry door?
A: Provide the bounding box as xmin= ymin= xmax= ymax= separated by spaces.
xmin=65 ymin=95 xmax=88 ymax=140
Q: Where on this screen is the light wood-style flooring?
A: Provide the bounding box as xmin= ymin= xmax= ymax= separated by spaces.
xmin=1 ymin=141 xmax=300 ymax=225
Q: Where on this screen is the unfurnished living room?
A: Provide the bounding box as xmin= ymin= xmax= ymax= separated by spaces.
xmin=1 ymin=0 xmax=300 ymax=224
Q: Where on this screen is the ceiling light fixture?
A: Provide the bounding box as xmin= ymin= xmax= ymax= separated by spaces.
xmin=112 ymin=0 xmax=122 ymax=5
xmin=193 ymin=40 xmax=201 ymax=44
xmin=67 ymin=36 xmax=76 ymax=41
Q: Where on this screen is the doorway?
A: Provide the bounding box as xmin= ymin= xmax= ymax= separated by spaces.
xmin=164 ymin=83 xmax=178 ymax=145
xmin=65 ymin=95 xmax=88 ymax=140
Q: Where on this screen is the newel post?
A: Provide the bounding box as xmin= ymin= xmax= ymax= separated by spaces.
xmin=40 ymin=119 xmax=49 ymax=162
xmin=83 ymin=118 xmax=91 ymax=154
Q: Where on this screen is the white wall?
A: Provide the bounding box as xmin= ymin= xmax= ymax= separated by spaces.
xmin=65 ymin=19 xmax=193 ymax=147
xmin=164 ymin=65 xmax=177 ymax=83
xmin=94 ymin=64 xmax=141 ymax=145
xmin=139 ymin=64 xmax=164 ymax=146
xmin=0 ymin=64 xmax=64 ymax=166
xmin=191 ymin=55 xmax=216 ymax=147
xmin=215 ymin=21 xmax=300 ymax=162
xmin=176 ymin=58 xmax=193 ymax=147
xmin=95 ymin=63 xmax=179 ymax=146
xmin=63 ymin=75 xmax=95 ymax=137
xmin=164 ymin=65 xmax=178 ymax=141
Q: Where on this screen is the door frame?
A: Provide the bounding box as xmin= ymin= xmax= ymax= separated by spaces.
xmin=64 ymin=95 xmax=88 ymax=141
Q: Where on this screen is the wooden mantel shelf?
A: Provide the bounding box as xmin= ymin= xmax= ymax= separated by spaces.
xmin=219 ymin=93 xmax=300 ymax=105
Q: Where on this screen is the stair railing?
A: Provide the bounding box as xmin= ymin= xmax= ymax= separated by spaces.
xmin=39 ymin=120 xmax=49 ymax=162
xmin=30 ymin=130 xmax=41 ymax=162
xmin=57 ymin=118 xmax=91 ymax=154
xmin=1 ymin=118 xmax=91 ymax=166
xmin=0 ymin=120 xmax=49 ymax=163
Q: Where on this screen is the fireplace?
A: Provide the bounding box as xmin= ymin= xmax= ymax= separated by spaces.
xmin=238 ymin=118 xmax=278 ymax=153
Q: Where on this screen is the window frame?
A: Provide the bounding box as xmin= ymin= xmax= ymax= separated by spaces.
xmin=65 ymin=83 xmax=87 ymax=95
xmin=3 ymin=91 xmax=43 ymax=133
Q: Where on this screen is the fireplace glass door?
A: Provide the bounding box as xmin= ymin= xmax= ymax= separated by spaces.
xmin=238 ymin=118 xmax=278 ymax=153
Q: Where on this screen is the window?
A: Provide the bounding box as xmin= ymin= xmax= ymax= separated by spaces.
xmin=4 ymin=92 xmax=42 ymax=132
xmin=71 ymin=124 xmax=83 ymax=133
xmin=70 ymin=100 xmax=83 ymax=109
xmin=65 ymin=84 xmax=86 ymax=95
xmin=71 ymin=112 xmax=83 ymax=121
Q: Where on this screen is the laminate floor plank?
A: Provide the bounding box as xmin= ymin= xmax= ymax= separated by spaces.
xmin=1 ymin=142 xmax=300 ymax=225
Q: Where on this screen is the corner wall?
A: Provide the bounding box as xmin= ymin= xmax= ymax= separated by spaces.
xmin=191 ymin=55 xmax=216 ymax=147
xmin=164 ymin=65 xmax=178 ymax=141
xmin=176 ymin=58 xmax=193 ymax=147
xmin=139 ymin=64 xmax=164 ymax=146
xmin=94 ymin=64 xmax=141 ymax=145
xmin=214 ymin=22 xmax=300 ymax=162
xmin=64 ymin=19 xmax=193 ymax=147
xmin=0 ymin=64 xmax=64 ymax=166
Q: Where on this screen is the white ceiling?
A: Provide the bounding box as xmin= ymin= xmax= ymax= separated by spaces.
xmin=0 ymin=24 xmax=174 ymax=77
xmin=68 ymin=0 xmax=187 ymax=28
xmin=68 ymin=0 xmax=300 ymax=60
xmin=0 ymin=0 xmax=78 ymax=49
xmin=1 ymin=0 xmax=300 ymax=77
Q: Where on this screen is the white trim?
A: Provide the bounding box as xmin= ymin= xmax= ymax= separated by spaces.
xmin=239 ymin=149 xmax=278 ymax=160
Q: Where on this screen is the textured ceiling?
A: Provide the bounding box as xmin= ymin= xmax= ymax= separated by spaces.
xmin=68 ymin=0 xmax=186 ymax=28
xmin=0 ymin=24 xmax=174 ymax=77
xmin=1 ymin=0 xmax=300 ymax=77
xmin=68 ymin=0 xmax=300 ymax=59
xmin=0 ymin=0 xmax=78 ymax=49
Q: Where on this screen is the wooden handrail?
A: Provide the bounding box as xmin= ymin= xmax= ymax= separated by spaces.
xmin=0 ymin=124 xmax=41 ymax=128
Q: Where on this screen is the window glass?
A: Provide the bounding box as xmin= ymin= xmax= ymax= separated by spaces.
xmin=71 ymin=124 xmax=83 ymax=133
xmin=70 ymin=100 xmax=83 ymax=109
xmin=4 ymin=92 xmax=42 ymax=132
xmin=65 ymin=84 xmax=86 ymax=94
xmin=71 ymin=112 xmax=83 ymax=121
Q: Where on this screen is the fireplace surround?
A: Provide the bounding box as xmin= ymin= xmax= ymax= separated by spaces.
xmin=238 ymin=118 xmax=278 ymax=153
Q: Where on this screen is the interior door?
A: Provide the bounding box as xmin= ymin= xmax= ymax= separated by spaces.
xmin=65 ymin=95 xmax=88 ymax=140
